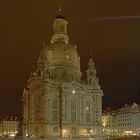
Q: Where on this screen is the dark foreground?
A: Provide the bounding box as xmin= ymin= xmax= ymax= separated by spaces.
xmin=105 ymin=137 xmax=140 ymax=140
xmin=0 ymin=137 xmax=139 ymax=140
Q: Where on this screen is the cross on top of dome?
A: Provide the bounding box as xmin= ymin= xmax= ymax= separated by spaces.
xmin=56 ymin=6 xmax=65 ymax=19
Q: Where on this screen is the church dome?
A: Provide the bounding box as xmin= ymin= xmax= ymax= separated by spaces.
xmin=44 ymin=10 xmax=82 ymax=82
xmin=46 ymin=41 xmax=79 ymax=67
xmin=46 ymin=40 xmax=81 ymax=81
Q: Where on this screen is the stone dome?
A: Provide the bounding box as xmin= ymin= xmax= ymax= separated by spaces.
xmin=46 ymin=41 xmax=80 ymax=68
xmin=35 ymin=10 xmax=82 ymax=82
xmin=45 ymin=40 xmax=81 ymax=82
xmin=46 ymin=10 xmax=82 ymax=82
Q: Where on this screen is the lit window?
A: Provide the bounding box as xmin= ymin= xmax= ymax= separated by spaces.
xmin=72 ymin=90 xmax=75 ymax=94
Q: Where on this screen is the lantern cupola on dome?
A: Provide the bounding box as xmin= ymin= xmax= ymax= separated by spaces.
xmin=56 ymin=6 xmax=65 ymax=19
xmin=51 ymin=7 xmax=69 ymax=44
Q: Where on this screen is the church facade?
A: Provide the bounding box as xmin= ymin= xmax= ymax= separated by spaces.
xmin=22 ymin=9 xmax=103 ymax=138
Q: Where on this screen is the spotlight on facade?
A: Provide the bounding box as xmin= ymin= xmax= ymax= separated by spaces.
xmin=63 ymin=129 xmax=66 ymax=133
xmin=26 ymin=133 xmax=28 ymax=137
xmin=90 ymin=129 xmax=93 ymax=133
xmin=86 ymin=106 xmax=89 ymax=110
xmin=9 ymin=133 xmax=16 ymax=138
xmin=72 ymin=90 xmax=75 ymax=94
xmin=63 ymin=129 xmax=66 ymax=138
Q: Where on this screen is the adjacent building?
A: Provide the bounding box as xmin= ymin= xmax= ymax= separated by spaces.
xmin=102 ymin=103 xmax=140 ymax=137
xmin=102 ymin=107 xmax=117 ymax=137
xmin=2 ymin=116 xmax=18 ymax=137
xmin=22 ymin=9 xmax=103 ymax=138
xmin=117 ymin=102 xmax=140 ymax=136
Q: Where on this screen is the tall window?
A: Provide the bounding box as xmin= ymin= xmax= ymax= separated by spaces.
xmin=86 ymin=101 xmax=90 ymax=122
xmin=34 ymin=96 xmax=41 ymax=121
xmin=52 ymin=98 xmax=58 ymax=121
xmin=71 ymin=100 xmax=76 ymax=122
xmin=69 ymin=73 xmax=74 ymax=81
xmin=38 ymin=70 xmax=41 ymax=77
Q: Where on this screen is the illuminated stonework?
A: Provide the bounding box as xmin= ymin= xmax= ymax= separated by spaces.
xmin=23 ymin=9 xmax=103 ymax=138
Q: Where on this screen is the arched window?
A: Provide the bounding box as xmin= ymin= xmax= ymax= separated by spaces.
xmin=30 ymin=95 xmax=34 ymax=120
xmin=69 ymin=73 xmax=74 ymax=81
xmin=53 ymin=127 xmax=58 ymax=133
xmin=34 ymin=96 xmax=41 ymax=120
xmin=71 ymin=100 xmax=76 ymax=122
xmin=38 ymin=70 xmax=41 ymax=77
xmin=86 ymin=101 xmax=90 ymax=122
xmin=52 ymin=98 xmax=58 ymax=121
xmin=88 ymin=79 xmax=92 ymax=85
xmin=46 ymin=71 xmax=51 ymax=79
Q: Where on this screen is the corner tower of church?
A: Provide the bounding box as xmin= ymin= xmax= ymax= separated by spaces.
xmin=23 ymin=9 xmax=103 ymax=138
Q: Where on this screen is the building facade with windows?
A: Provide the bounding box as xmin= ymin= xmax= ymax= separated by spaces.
xmin=102 ymin=103 xmax=140 ymax=137
xmin=102 ymin=108 xmax=117 ymax=137
xmin=2 ymin=116 xmax=18 ymax=137
xmin=22 ymin=9 xmax=103 ymax=138
xmin=117 ymin=103 xmax=140 ymax=136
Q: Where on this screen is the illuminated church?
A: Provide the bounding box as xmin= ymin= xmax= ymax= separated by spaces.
xmin=23 ymin=9 xmax=103 ymax=138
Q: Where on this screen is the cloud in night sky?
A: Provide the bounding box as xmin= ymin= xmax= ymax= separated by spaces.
xmin=89 ymin=15 xmax=140 ymax=22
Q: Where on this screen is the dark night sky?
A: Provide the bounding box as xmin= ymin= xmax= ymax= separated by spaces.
xmin=0 ymin=0 xmax=140 ymax=118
